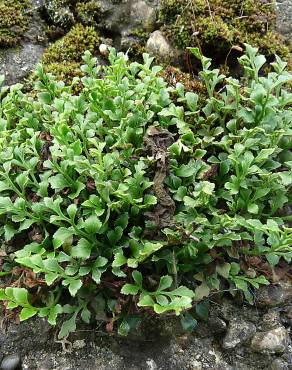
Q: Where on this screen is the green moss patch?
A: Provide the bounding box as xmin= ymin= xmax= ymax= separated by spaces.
xmin=159 ymin=0 xmax=290 ymax=67
xmin=41 ymin=24 xmax=100 ymax=84
xmin=0 ymin=0 xmax=31 ymax=47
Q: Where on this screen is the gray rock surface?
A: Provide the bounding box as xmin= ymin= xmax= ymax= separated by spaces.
xmin=0 ymin=44 xmax=45 ymax=86
xmin=146 ymin=30 xmax=182 ymax=64
xmin=1 ymin=297 xmax=291 ymax=370
xmin=271 ymin=358 xmax=290 ymax=370
xmin=0 ymin=354 xmax=21 ymax=370
xmin=222 ymin=319 xmax=256 ymax=349
xmin=254 ymin=283 xmax=292 ymax=308
xmin=276 ymin=0 xmax=292 ymax=42
xmin=251 ymin=326 xmax=290 ymax=354
xmin=0 ymin=0 xmax=47 ymax=85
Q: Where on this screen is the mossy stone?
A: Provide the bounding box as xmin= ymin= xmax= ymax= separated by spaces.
xmin=41 ymin=23 xmax=100 ymax=84
xmin=0 ymin=0 xmax=31 ymax=47
xmin=159 ymin=0 xmax=291 ymax=69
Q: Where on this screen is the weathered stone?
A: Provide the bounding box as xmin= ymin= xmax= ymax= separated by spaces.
xmin=0 ymin=354 xmax=21 ymax=370
xmin=146 ymin=30 xmax=182 ymax=64
xmin=0 ymin=0 xmax=47 ymax=85
xmin=262 ymin=310 xmax=281 ymax=329
xmin=271 ymin=358 xmax=289 ymax=370
xmin=130 ymin=1 xmax=157 ymax=31
xmin=255 ymin=283 xmax=292 ymax=308
xmin=222 ymin=319 xmax=256 ymax=349
xmin=251 ymin=327 xmax=290 ymax=354
xmin=190 ymin=359 xmax=203 ymax=370
xmin=44 ymin=0 xmax=75 ymax=28
xmin=208 ymin=316 xmax=227 ymax=334
xmin=0 ymin=44 xmax=45 ymax=86
xmin=146 ymin=358 xmax=158 ymax=370
xmin=276 ymin=0 xmax=292 ymax=43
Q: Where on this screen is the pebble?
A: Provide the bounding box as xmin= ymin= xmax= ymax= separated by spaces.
xmin=0 ymin=354 xmax=21 ymax=370
xmin=99 ymin=44 xmax=108 ymax=56
xmin=250 ymin=326 xmax=289 ymax=354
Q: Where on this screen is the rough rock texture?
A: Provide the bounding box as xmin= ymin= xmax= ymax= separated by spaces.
xmin=222 ymin=319 xmax=256 ymax=349
xmin=251 ymin=327 xmax=290 ymax=354
xmin=1 ymin=294 xmax=292 ymax=370
xmin=254 ymin=283 xmax=292 ymax=308
xmin=146 ymin=30 xmax=181 ymax=64
xmin=0 ymin=0 xmax=47 ymax=85
xmin=0 ymin=44 xmax=45 ymax=86
xmin=276 ymin=0 xmax=292 ymax=43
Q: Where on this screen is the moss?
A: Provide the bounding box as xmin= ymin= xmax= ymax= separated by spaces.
xmin=161 ymin=65 xmax=206 ymax=94
xmin=159 ymin=0 xmax=291 ymax=69
xmin=75 ymin=1 xmax=102 ymax=25
xmin=44 ymin=0 xmax=75 ymax=29
xmin=126 ymin=28 xmax=150 ymax=61
xmin=0 ymin=0 xmax=31 ymax=47
xmin=42 ymin=24 xmax=100 ymax=83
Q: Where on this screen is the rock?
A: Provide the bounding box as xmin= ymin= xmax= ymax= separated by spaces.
xmin=72 ymin=339 xmax=86 ymax=350
xmin=0 ymin=44 xmax=45 ymax=86
xmin=281 ymin=305 xmax=292 ymax=326
xmin=255 ymin=283 xmax=292 ymax=308
xmin=146 ymin=30 xmax=182 ymax=64
xmin=276 ymin=0 xmax=292 ymax=43
xmin=208 ymin=316 xmax=227 ymax=334
xmin=99 ymin=43 xmax=109 ymax=56
xmin=0 ymin=354 xmax=21 ymax=370
xmin=44 ymin=0 xmax=75 ymax=28
xmin=190 ymin=360 xmax=202 ymax=370
xmin=130 ymin=1 xmax=157 ymax=31
xmin=222 ymin=319 xmax=256 ymax=349
xmin=0 ymin=0 xmax=47 ymax=86
xmin=146 ymin=358 xmax=158 ymax=370
xmin=271 ymin=358 xmax=289 ymax=370
xmin=250 ymin=326 xmax=290 ymax=354
xmin=262 ymin=310 xmax=281 ymax=329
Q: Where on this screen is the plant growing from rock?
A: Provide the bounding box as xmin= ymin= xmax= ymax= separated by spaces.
xmin=0 ymin=45 xmax=291 ymax=338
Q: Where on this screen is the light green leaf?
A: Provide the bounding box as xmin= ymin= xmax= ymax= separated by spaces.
xmin=158 ymin=275 xmax=173 ymax=291
xmin=67 ymin=204 xmax=77 ymax=220
xmin=132 ymin=271 xmax=143 ymax=287
xmin=58 ymin=312 xmax=78 ymax=339
xmin=19 ymin=307 xmax=38 ymax=321
xmin=53 ymin=228 xmax=74 ymax=249
xmin=121 ymin=284 xmax=140 ymax=295
xmin=68 ymin=279 xmax=82 ymax=297
xmin=138 ymin=294 xmax=155 ymax=307
xmin=112 ymin=252 xmax=127 ymax=267
xmin=71 ymin=238 xmax=92 ymax=260
xmin=195 ymin=282 xmax=210 ymax=300
xmin=84 ymin=214 xmax=102 ymax=234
